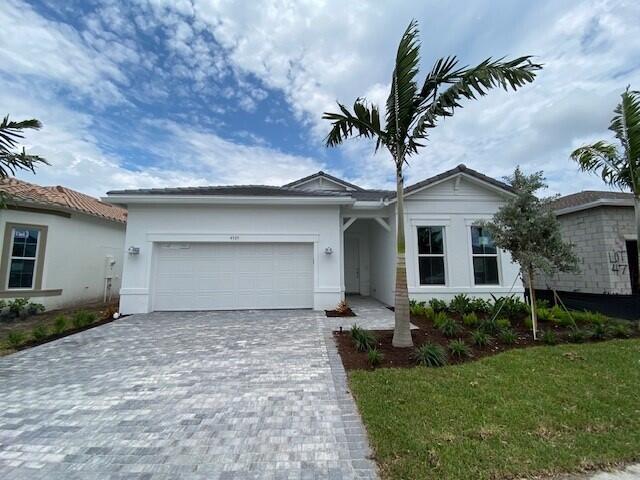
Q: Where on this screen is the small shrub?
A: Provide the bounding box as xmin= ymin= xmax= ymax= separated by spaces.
xmin=412 ymin=343 xmax=447 ymax=367
xmin=578 ymin=310 xmax=608 ymax=326
xmin=428 ymin=298 xmax=448 ymax=313
xmin=469 ymin=297 xmax=491 ymax=315
xmin=471 ymin=329 xmax=491 ymax=347
xmin=496 ymin=318 xmax=511 ymax=330
xmin=433 ymin=311 xmax=449 ymax=328
xmin=479 ymin=317 xmax=500 ymax=335
xmin=350 ymin=325 xmax=376 ymax=352
xmin=536 ymin=307 xmax=553 ymax=323
xmin=536 ymin=299 xmax=550 ymax=309
xmin=524 ymin=316 xmax=533 ymax=329
xmin=448 ymin=339 xmax=472 ymax=359
xmin=498 ymin=328 xmax=517 ymax=345
xmin=27 ymin=302 xmax=45 ymax=315
xmin=491 ymin=296 xmax=529 ymax=320
xmin=53 ymin=315 xmax=68 ymax=334
xmin=610 ymin=322 xmax=632 ymax=339
xmin=7 ymin=298 xmax=29 ymax=316
xmin=449 ymin=294 xmax=472 ymax=315
xmin=6 ymin=331 xmax=25 ymax=348
xmin=367 ymin=348 xmax=384 ymax=367
xmin=410 ymin=301 xmax=433 ymax=319
xmin=567 ymin=328 xmax=588 ymax=343
xmin=549 ymin=305 xmax=575 ymax=327
xmin=541 ymin=330 xmax=558 ymax=345
xmin=72 ymin=310 xmax=96 ymax=329
xmin=31 ymin=324 xmax=48 ymax=341
xmin=462 ymin=312 xmax=479 ymax=327
xmin=590 ymin=323 xmax=610 ymax=340
xmin=438 ymin=317 xmax=461 ymax=338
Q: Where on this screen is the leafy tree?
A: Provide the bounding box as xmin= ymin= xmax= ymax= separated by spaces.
xmin=570 ymin=87 xmax=640 ymax=291
xmin=482 ymin=168 xmax=578 ymax=339
xmin=322 ymin=20 xmax=541 ymax=347
xmin=0 ymin=115 xmax=48 ymax=178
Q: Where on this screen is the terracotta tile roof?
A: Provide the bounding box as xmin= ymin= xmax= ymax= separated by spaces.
xmin=0 ymin=177 xmax=127 ymax=223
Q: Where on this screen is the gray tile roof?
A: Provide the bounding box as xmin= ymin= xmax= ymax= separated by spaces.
xmin=107 ymin=185 xmax=352 ymax=197
xmin=107 ymin=164 xmax=511 ymax=202
xmin=550 ymin=190 xmax=634 ymax=213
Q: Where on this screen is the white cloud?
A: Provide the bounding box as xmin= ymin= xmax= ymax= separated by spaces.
xmin=0 ymin=0 xmax=127 ymax=105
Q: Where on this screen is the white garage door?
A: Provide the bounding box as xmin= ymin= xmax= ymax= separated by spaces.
xmin=152 ymin=242 xmax=314 ymax=311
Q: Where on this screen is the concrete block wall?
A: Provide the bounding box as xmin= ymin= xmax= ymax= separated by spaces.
xmin=534 ymin=206 xmax=635 ymax=294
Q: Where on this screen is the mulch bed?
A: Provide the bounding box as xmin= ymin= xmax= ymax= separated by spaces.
xmin=8 ymin=316 xmax=121 ymax=353
xmin=325 ymin=308 xmax=357 ymax=317
xmin=334 ymin=313 xmax=640 ymax=371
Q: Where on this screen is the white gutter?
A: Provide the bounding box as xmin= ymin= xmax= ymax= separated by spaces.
xmin=103 ymin=194 xmax=355 ymax=207
xmin=555 ymin=198 xmax=634 ymax=216
xmin=350 ymin=199 xmax=387 ymax=209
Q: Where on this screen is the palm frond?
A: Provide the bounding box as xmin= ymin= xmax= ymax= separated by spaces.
xmin=0 ymin=115 xmax=42 ymax=154
xmin=570 ymin=141 xmax=630 ymax=188
xmin=610 ymin=88 xmax=640 ymax=190
xmin=408 ymin=56 xmax=541 ymax=153
xmin=323 ymin=99 xmax=386 ymax=149
xmin=0 ymin=149 xmax=49 ymax=178
xmin=385 ymin=19 xmax=420 ymax=159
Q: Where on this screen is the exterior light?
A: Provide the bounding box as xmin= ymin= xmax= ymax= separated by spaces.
xmin=324 ymin=247 xmax=333 ymax=255
xmin=128 ymin=246 xmax=140 ymax=255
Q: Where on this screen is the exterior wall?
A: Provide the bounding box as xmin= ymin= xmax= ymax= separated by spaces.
xmin=534 ymin=206 xmax=635 ymax=294
xmin=368 ymin=207 xmax=396 ymax=306
xmin=402 ymin=175 xmax=523 ymax=303
xmin=0 ymin=208 xmax=125 ymax=310
xmin=120 ymin=204 xmax=343 ymax=314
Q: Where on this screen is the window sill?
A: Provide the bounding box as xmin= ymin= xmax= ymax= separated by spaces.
xmin=0 ymin=289 xmax=63 ymax=298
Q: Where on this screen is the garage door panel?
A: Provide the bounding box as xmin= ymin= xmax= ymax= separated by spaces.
xmin=153 ymin=242 xmax=313 ymax=311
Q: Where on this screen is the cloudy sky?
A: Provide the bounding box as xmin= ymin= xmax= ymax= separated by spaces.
xmin=2 ymin=0 xmax=639 ymax=197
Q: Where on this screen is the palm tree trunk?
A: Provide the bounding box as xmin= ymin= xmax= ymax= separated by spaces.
xmin=527 ymin=267 xmax=538 ymax=340
xmin=392 ymin=166 xmax=413 ymax=348
xmin=635 ymin=194 xmax=640 ymax=292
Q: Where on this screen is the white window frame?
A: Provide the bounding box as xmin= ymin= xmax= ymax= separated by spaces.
xmin=7 ymin=227 xmax=40 ymax=290
xmin=416 ymin=225 xmax=447 ymax=286
xmin=468 ymin=225 xmax=501 ymax=286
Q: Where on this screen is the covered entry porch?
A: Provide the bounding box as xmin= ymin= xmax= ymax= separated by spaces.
xmin=342 ymin=212 xmax=395 ymax=306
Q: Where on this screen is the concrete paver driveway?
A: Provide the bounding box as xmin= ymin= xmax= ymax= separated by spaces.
xmin=0 ymin=309 xmax=378 ymax=479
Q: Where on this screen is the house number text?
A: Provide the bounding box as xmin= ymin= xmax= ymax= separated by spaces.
xmin=229 ymin=235 xmax=240 ymax=240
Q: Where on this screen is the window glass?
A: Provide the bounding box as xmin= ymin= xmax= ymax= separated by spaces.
xmin=471 ymin=226 xmax=497 ymax=255
xmin=8 ymin=228 xmax=40 ymax=289
xmin=417 ymin=226 xmax=443 ymax=254
xmin=417 ymin=226 xmax=445 ymax=285
xmin=419 ymin=257 xmax=445 ymax=285
xmin=470 ymin=226 xmax=499 ymax=285
xmin=473 ymin=257 xmax=499 ymax=285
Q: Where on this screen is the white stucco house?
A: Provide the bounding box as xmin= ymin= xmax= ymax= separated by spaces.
xmin=0 ymin=178 xmax=127 ymax=310
xmin=106 ymin=165 xmax=523 ymax=314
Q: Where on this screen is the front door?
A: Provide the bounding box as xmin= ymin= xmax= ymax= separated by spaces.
xmin=345 ymin=237 xmax=360 ymax=294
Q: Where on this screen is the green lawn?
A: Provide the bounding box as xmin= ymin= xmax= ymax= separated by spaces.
xmin=349 ymin=340 xmax=640 ymax=480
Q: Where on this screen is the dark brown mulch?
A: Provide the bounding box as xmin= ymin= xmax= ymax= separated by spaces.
xmin=7 ymin=316 xmax=121 ymax=353
xmin=334 ymin=314 xmax=639 ymax=371
xmin=325 ymin=308 xmax=356 ymax=317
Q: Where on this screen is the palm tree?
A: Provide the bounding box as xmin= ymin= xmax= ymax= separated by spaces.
xmin=323 ymin=20 xmax=541 ymax=347
xmin=570 ymin=87 xmax=640 ymax=291
xmin=0 ymin=115 xmax=48 ymax=178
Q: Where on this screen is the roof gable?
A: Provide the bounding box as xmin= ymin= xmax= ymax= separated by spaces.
xmin=282 ymin=171 xmax=364 ymax=191
xmin=398 ymin=164 xmax=514 ymax=201
xmin=550 ymin=190 xmax=634 ymax=215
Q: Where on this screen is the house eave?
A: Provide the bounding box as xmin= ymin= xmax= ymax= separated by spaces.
xmin=103 ymin=194 xmax=355 ymax=207
xmin=554 ymin=198 xmax=635 ymax=216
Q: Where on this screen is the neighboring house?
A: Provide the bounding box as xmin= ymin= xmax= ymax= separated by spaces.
xmin=106 ymin=164 xmax=523 ymax=314
xmin=0 ymin=178 xmax=127 ymax=310
xmin=533 ymin=190 xmax=639 ymax=319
